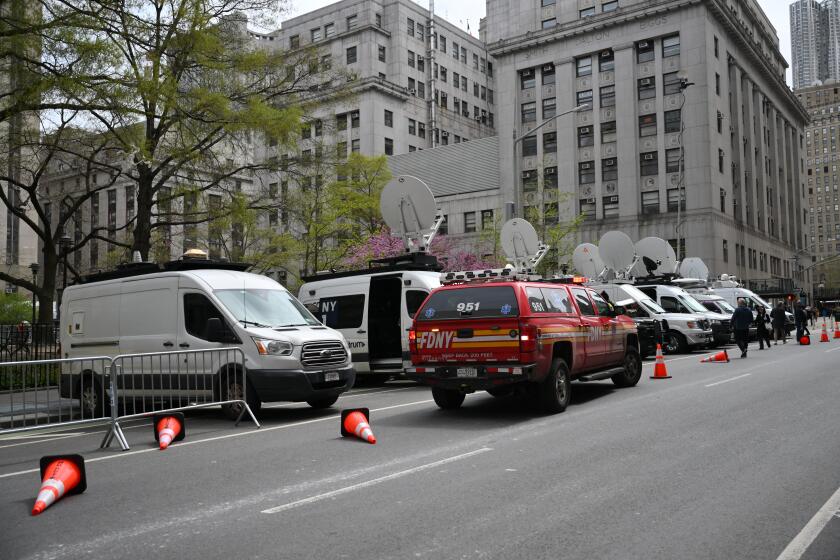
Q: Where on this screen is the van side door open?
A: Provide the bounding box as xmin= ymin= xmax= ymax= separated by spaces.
xmin=368 ymin=276 xmax=403 ymax=370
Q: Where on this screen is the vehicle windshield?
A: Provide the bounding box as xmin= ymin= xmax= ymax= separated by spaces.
xmin=716 ymin=300 xmax=736 ymax=313
xmin=679 ymin=295 xmax=709 ymax=314
xmin=215 ymin=289 xmax=321 ymax=327
xmin=640 ymin=299 xmax=666 ymax=314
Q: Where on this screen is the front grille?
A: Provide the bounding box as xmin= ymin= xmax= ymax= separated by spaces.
xmin=301 ymin=340 xmax=347 ymax=368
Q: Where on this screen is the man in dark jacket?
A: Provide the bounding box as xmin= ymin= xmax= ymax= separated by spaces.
xmin=731 ymin=298 xmax=754 ymax=358
xmin=770 ymin=302 xmax=787 ymax=345
xmin=794 ymin=303 xmax=809 ymax=342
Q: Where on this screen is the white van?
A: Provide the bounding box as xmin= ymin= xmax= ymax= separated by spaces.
xmin=60 ymin=261 xmax=355 ymax=418
xmin=298 ymin=266 xmax=440 ymax=380
xmin=635 ymin=283 xmax=732 ymax=348
xmin=687 ymin=280 xmax=795 ymax=334
xmin=592 ymin=283 xmax=713 ymax=354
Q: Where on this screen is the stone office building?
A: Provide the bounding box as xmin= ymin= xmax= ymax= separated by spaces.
xmin=483 ymin=0 xmax=811 ymax=290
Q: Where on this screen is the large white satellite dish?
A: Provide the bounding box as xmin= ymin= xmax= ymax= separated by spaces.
xmin=679 ymin=257 xmax=709 ymax=281
xmin=501 ymin=218 xmax=540 ymax=262
xmin=631 ymin=236 xmax=672 ymax=277
xmin=572 ymin=243 xmax=604 ymax=279
xmin=380 ymin=175 xmax=439 ymax=252
xmin=598 ymin=231 xmax=635 ymax=273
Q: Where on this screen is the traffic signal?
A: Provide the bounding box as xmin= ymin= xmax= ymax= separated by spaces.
xmin=786 ymin=294 xmax=795 ymax=302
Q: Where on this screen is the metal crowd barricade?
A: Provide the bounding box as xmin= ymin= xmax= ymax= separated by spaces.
xmin=0 ymin=356 xmax=114 ymax=436
xmin=101 ymin=347 xmax=260 ymax=451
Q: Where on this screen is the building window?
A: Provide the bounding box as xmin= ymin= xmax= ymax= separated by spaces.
xmin=126 ymin=186 xmax=135 ymax=222
xmin=602 ymin=158 xmax=617 ymax=181
xmin=384 ymin=110 xmax=393 ymax=127
xmin=346 ymin=46 xmax=357 ymax=64
xmin=440 ymin=66 xmax=447 ymax=83
xmin=522 ymin=170 xmax=538 ymax=191
xmin=336 ymin=113 xmax=347 ymax=131
xmin=542 ymin=97 xmax=556 ymax=119
xmin=336 ymin=141 xmax=347 ymax=158
xmin=346 ymin=15 xmax=357 ymax=30
xmin=351 ymin=111 xmax=360 ymax=128
xmin=418 ymin=81 xmax=425 ymax=98
xmin=311 ymin=27 xmax=322 ymax=42
xmin=637 ymin=40 xmax=654 ymax=63
xmin=578 ymin=126 xmax=594 ymax=147
xmin=580 ymin=199 xmax=596 ymax=218
xmin=664 ymin=109 xmax=681 ymax=133
xmin=641 ymin=191 xmax=660 ymax=214
xmin=543 ymin=131 xmax=557 ymax=153
xmin=715 ymin=73 xmax=721 ymax=95
xmin=481 ymin=209 xmax=494 ymax=230
xmin=290 ymin=35 xmax=299 ymax=49
xmin=579 ymin=161 xmax=595 ymax=184
xmin=521 ymin=101 xmax=537 ymax=123
xmin=638 ymin=77 xmax=656 ymax=99
xmin=375 ymin=14 xmax=381 ymax=28
xmin=408 ymin=50 xmax=415 ymax=67
xmin=576 ymin=56 xmax=592 ymax=77
xmin=718 ymin=148 xmax=725 ymax=172
xmin=666 ymin=148 xmax=681 ymax=173
xmin=464 ymin=212 xmax=476 ymax=233
xmin=418 ymin=122 xmax=426 ymax=138
xmin=717 ymin=111 xmax=723 ymax=134
xmin=417 ymin=55 xmax=425 ymax=72
xmin=662 ymin=34 xmax=680 ymax=58
xmin=602 ymin=120 xmax=616 ymax=143
xmin=603 ymin=196 xmax=619 ymax=218
xmin=408 ymin=119 xmax=416 ymax=135
xmin=452 ymin=41 xmax=459 ymax=59
xmin=301 ymin=123 xmax=311 ymax=139
xmin=542 ymin=0 xmax=556 ymax=6
xmin=520 ymin=68 xmax=535 ymax=89
xmin=378 ymin=45 xmax=386 ymax=62
xmin=600 ymin=85 xmax=615 ymax=107
xmin=602 ymin=0 xmax=618 ymax=12
xmin=639 ymin=114 xmax=657 ymax=137
xmin=408 ymin=77 xmax=416 ymax=93
xmin=577 ymin=89 xmax=593 ymax=106
xmin=663 ymin=72 xmax=681 ymax=95
xmin=351 ymin=139 xmax=360 ymax=153
xmin=722 ymin=239 xmax=728 ymax=262
xmin=579 ymin=7 xmax=595 ymax=18
xmin=544 ymin=166 xmax=558 ymax=188
xmin=599 ymin=50 xmax=614 ymax=72
xmin=440 ymin=35 xmax=446 ymax=53
xmin=542 ymin=64 xmax=555 ymax=85
xmin=714 ymin=36 xmax=719 ymax=58
xmin=542 ymin=18 xmax=557 ymax=29
xmin=667 ymin=188 xmax=685 ymax=212
xmin=640 ymin=152 xmax=658 ymax=176
xmin=407 ymin=18 xmax=414 ymax=36
xmin=522 ymin=135 xmax=537 ymax=156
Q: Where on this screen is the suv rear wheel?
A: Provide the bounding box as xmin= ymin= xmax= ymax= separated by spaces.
xmin=537 ymin=359 xmax=571 ymax=414
xmin=611 ymin=348 xmax=642 ymax=388
xmin=432 ymin=387 xmax=465 ymax=409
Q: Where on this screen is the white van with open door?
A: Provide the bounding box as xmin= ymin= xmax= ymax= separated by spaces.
xmin=298 ymin=254 xmax=441 ymax=381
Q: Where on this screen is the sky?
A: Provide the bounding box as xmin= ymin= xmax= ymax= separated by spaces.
xmin=285 ymin=0 xmax=794 ymax=84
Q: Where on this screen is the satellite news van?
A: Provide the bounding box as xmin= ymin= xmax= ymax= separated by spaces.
xmin=298 ymin=176 xmax=445 ymax=380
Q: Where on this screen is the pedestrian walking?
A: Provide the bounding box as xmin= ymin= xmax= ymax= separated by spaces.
xmin=770 ymin=301 xmax=787 ymax=345
xmin=794 ymin=303 xmax=809 ymax=342
xmin=754 ymin=306 xmax=772 ymax=350
xmin=731 ymin=298 xmax=754 ymax=358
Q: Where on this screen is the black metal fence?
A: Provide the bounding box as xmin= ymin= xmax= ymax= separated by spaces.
xmin=0 ymin=324 xmax=60 ymax=377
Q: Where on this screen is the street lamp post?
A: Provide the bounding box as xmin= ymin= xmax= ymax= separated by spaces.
xmin=675 ymin=75 xmax=694 ymax=262
xmin=29 ymin=262 xmax=39 ymax=324
xmin=512 ymin=103 xmax=590 ymax=218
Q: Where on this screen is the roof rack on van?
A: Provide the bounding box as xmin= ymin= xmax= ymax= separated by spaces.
xmin=77 ymin=258 xmax=250 ymax=284
xmin=300 ymin=251 xmax=442 ymax=283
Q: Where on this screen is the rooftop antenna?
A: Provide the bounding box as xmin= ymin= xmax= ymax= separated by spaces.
xmin=572 ymin=243 xmax=605 ymax=279
xmin=630 ymin=236 xmax=673 ymax=278
xmin=679 ymin=257 xmax=710 ymax=281
xmin=380 ymin=175 xmax=442 ymax=253
xmin=598 ymin=231 xmax=637 ymax=280
xmin=500 ymin=218 xmax=549 ymax=273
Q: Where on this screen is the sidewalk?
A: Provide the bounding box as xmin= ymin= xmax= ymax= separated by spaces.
xmin=0 ymin=388 xmax=79 ymax=430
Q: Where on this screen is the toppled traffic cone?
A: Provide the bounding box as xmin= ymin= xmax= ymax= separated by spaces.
xmin=820 ymin=323 xmax=830 ymax=343
xmin=650 ymin=344 xmax=671 ymax=379
xmin=153 ymin=412 xmax=185 ymax=450
xmin=32 ymin=455 xmax=86 ymax=516
xmin=701 ymin=349 xmax=729 ymax=363
xmin=341 ymin=408 xmax=376 ymax=444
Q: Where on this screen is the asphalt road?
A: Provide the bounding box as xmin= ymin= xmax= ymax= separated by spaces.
xmin=1 ymin=340 xmax=840 ymax=560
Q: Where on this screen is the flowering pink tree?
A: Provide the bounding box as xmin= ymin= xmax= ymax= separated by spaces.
xmin=341 ymin=228 xmax=501 ymax=272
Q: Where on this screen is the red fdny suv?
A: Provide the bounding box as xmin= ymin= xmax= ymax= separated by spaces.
xmin=405 ymin=276 xmax=642 ymax=413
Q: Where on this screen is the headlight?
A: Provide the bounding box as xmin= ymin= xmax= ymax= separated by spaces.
xmin=252 ymin=337 xmax=293 ymax=356
xmin=686 ymin=321 xmax=696 ymax=329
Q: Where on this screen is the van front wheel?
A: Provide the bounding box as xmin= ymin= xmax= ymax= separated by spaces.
xmin=221 ymin=374 xmax=261 ymax=420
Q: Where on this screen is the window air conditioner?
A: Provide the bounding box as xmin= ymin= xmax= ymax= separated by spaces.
xmin=442 ymin=131 xmax=449 ymax=137
xmin=409 ymin=88 xmax=416 ymax=95
xmin=643 ymin=153 xmax=655 ymax=160
xmin=640 ymin=78 xmax=652 ymax=86
xmin=605 ymin=158 xmax=615 ymax=165
xmin=638 ymin=41 xmax=649 ymax=49
xmin=585 ymin=197 xmax=596 ymax=204
xmin=607 ymin=196 xmax=619 ymax=203
xmin=601 ymin=50 xmax=611 ymax=57
xmin=580 ymin=126 xmax=591 ymax=133
xmin=581 ymin=162 xmax=592 ymax=169
xmin=543 ymin=64 xmax=554 ymax=72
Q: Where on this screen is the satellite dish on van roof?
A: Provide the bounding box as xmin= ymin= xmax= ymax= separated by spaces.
xmin=631 ymin=237 xmax=673 ymax=277
xmin=680 ymin=257 xmax=709 ymax=281
xmin=380 ymin=175 xmax=441 ymax=252
xmin=598 ymin=231 xmax=635 ymax=273
xmin=501 ymin=218 xmax=540 ymax=261
xmin=572 ymin=243 xmax=604 ymax=279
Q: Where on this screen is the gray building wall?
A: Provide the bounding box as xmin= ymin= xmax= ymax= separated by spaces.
xmin=485 ymin=0 xmax=809 ymax=286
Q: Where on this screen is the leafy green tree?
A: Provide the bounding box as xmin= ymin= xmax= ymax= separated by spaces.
xmin=0 ymin=292 xmax=32 ymax=324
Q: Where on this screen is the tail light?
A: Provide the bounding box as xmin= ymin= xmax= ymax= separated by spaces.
xmin=408 ymin=329 xmax=417 ymax=352
xmin=518 ymin=322 xmax=539 ymax=353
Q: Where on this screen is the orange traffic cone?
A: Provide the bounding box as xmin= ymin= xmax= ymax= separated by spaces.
xmin=700 ymin=349 xmax=730 ymax=363
xmin=32 ymin=455 xmax=86 ymax=516
xmin=650 ymin=344 xmax=671 ymax=379
xmin=341 ymin=408 xmax=376 ymax=444
xmin=820 ymin=322 xmax=830 ymax=342
xmin=833 ymin=321 xmax=840 ymax=339
xmin=153 ymin=412 xmax=185 ymax=450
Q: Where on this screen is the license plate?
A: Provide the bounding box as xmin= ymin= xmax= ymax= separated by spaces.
xmin=456 ymin=367 xmax=478 ymax=378
xmin=324 ymin=371 xmax=339 ymax=382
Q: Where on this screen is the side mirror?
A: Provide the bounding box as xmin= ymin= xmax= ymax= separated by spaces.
xmin=206 ymin=318 xmax=225 ymax=343
xmin=613 ymin=305 xmax=626 ymax=316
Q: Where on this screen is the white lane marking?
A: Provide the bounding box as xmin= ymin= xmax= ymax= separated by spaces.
xmin=776 ymin=484 xmax=840 ymax=560
xmin=705 ymin=373 xmax=752 ymax=387
xmin=0 ymin=399 xmax=434 ymax=480
xmin=0 ymin=419 xmax=150 ymax=449
xmin=261 ymin=447 xmax=493 ymax=514
xmin=643 ymin=354 xmax=699 ymax=366
xmin=826 ymin=346 xmax=840 ymax=353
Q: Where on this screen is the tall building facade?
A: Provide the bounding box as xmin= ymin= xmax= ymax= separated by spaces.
xmin=789 ymin=0 xmax=840 ymax=90
xmin=794 ymin=83 xmax=840 ymax=261
xmin=484 ymin=0 xmax=810 ymax=292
